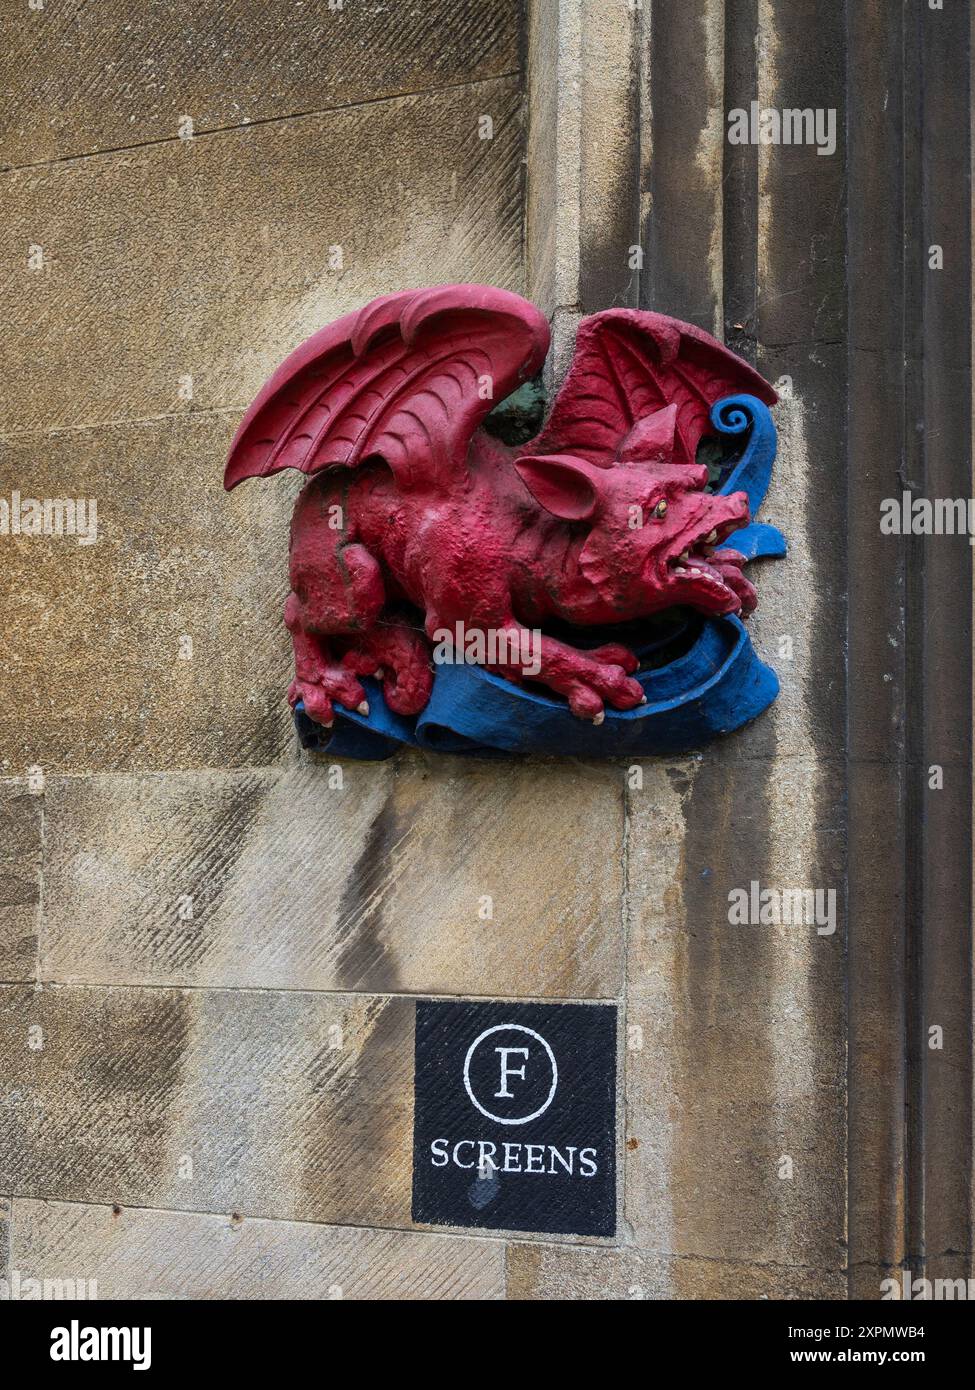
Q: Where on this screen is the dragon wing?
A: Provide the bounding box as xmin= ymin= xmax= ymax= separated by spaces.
xmin=522 ymin=309 xmax=777 ymax=468
xmin=224 ymin=284 xmax=550 ymax=491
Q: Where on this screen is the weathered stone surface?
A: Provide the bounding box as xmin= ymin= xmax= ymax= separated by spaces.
xmin=506 ymin=1242 xmax=845 ymax=1300
xmin=608 ymin=0 xmax=850 ymax=1288
xmin=624 ymin=756 xmax=846 ymax=1268
xmin=846 ymin=762 xmax=906 ymax=1292
xmin=1 ymin=77 xmax=524 ymax=777
xmin=699 ymin=371 xmax=846 ymax=765
xmin=41 ymin=760 xmax=623 ymax=997
xmin=0 ymin=785 xmax=41 ymax=980
xmin=0 ymin=984 xmax=415 ymax=1227
xmin=11 ymin=1197 xmax=503 ymax=1300
xmin=0 ymin=415 xmax=296 ymax=775
xmin=0 ymin=0 xmax=521 ymax=167
xmin=752 ymin=353 xmax=846 ymax=760
xmin=526 ymin=0 xmax=640 ymax=360
xmin=6 ymin=0 xmax=948 ymax=1306
xmin=577 ymin=0 xmax=640 ymax=315
xmin=525 ymin=0 xmax=559 ymax=318
xmin=640 ymin=0 xmax=724 ymax=336
xmin=1 ymin=78 xmax=524 ymax=436
xmin=614 ymin=14 xmax=850 ymax=1266
xmin=847 ymin=1263 xmax=901 ymax=1303
xmin=0 ymin=1195 xmax=9 ymax=1286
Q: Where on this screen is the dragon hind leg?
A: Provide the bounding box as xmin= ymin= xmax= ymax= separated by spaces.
xmin=285 ymin=534 xmax=387 ymax=726
xmin=287 ymin=610 xmax=433 ymax=726
xmin=340 ymin=615 xmax=433 ymax=717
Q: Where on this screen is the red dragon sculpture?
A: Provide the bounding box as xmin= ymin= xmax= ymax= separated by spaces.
xmin=225 ymin=285 xmax=777 ymax=725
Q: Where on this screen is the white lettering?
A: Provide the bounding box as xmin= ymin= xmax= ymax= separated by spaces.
xmin=494 ymin=1046 xmax=529 ymax=1098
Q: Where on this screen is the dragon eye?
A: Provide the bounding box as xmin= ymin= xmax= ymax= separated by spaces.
xmin=653 ymin=499 xmax=668 ymax=519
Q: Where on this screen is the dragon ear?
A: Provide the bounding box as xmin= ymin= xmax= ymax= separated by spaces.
xmin=618 ymin=404 xmax=678 ymax=463
xmin=513 ymin=453 xmax=602 ymax=521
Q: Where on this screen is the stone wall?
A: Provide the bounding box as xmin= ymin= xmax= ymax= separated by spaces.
xmin=1 ymin=0 xmax=971 ymax=1300
xmin=3 ymin=0 xmax=531 ymax=1300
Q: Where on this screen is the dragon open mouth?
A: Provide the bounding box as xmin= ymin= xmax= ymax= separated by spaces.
xmin=665 ymin=517 xmax=756 ymax=614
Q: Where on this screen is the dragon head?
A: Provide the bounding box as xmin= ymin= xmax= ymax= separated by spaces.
xmin=513 ymin=404 xmax=757 ymax=620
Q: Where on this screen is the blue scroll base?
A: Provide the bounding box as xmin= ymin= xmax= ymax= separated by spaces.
xmin=295 ymin=393 xmax=785 ymax=761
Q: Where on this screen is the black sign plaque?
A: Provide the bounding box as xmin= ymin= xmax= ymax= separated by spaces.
xmin=411 ymin=999 xmax=617 ymax=1237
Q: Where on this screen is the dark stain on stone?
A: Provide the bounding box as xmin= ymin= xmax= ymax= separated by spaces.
xmin=673 ymin=742 xmax=778 ymax=1267
xmin=752 ymin=0 xmax=849 ymax=1268
xmin=0 ymin=790 xmax=42 ymax=861
xmin=0 ymin=869 xmax=39 ymax=908
xmin=294 ymin=795 xmax=413 ymax=1224
xmin=17 ymin=988 xmax=190 ymax=1208
xmin=299 ymin=995 xmax=410 ymax=1226
xmin=333 ymin=793 xmax=406 ymax=993
xmin=642 ymin=0 xmax=726 ymax=331
xmin=665 ymin=765 xmax=694 ymax=798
